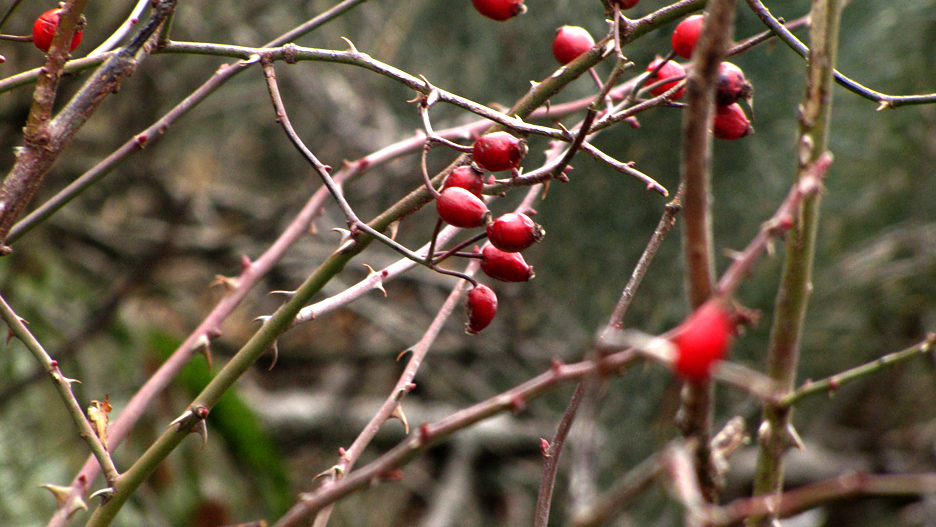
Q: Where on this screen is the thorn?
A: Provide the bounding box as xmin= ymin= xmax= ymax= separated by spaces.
xmin=194 ymin=334 xmax=212 ymax=371
xmin=550 ymin=358 xmax=564 ymax=375
xmin=387 ymin=219 xmax=400 ymax=241
xmin=314 ymin=464 xmax=344 ymax=481
xmin=41 ymin=484 xmax=73 ymax=508
xmin=253 ymin=315 xmax=272 ymax=325
xmin=510 ymin=394 xmax=527 ymax=415
xmin=192 ymin=419 xmax=208 ymax=449
xmin=540 ymin=438 xmax=551 ymax=457
xmin=875 ymin=99 xmax=894 ymax=111
xmin=269 ymin=290 xmax=297 ymax=299
xmin=89 ymin=487 xmax=115 ymax=503
xmin=169 ymin=410 xmax=194 ymax=430
xmin=210 ymin=275 xmax=239 ymax=291
xmin=363 ymin=264 xmax=388 ymax=297
xmin=267 ymin=341 xmax=279 ymax=370
xmin=240 ymin=254 xmax=253 ymax=271
xmin=390 ymin=404 xmax=409 ymax=434
xmin=341 ymin=37 xmax=359 ymax=54
xmin=396 ymin=348 xmax=413 ymax=362
xmin=6 ymin=327 xmax=14 ymax=345
xmin=66 ymin=496 xmax=88 ymax=518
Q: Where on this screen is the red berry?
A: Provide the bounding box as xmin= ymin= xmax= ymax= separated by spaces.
xmin=480 ymin=245 xmax=534 ymax=282
xmin=471 ymin=0 xmax=526 ymax=21
xmin=436 ymin=187 xmax=490 ymax=228
xmin=472 ymin=132 xmax=527 ymax=173
xmin=671 ymin=14 xmax=704 ymax=59
xmin=646 ymin=58 xmax=686 ymax=99
xmin=671 ymin=303 xmax=735 ymax=382
xmin=552 ymin=26 xmax=595 ymax=65
xmin=486 ymin=212 xmax=544 ymax=253
xmin=32 ymin=9 xmax=83 ymax=53
xmin=442 ymin=166 xmax=485 ymax=198
xmin=713 ymin=103 xmax=753 ymax=140
xmin=610 ymin=0 xmax=640 ymax=7
xmin=466 ymin=284 xmax=498 ymax=334
xmin=715 ymin=62 xmax=753 ymax=107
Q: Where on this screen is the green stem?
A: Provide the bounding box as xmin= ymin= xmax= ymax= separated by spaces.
xmin=748 ymin=0 xmax=842 ymax=524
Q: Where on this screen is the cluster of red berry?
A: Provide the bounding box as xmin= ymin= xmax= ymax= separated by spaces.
xmin=650 ymin=15 xmax=754 ymax=140
xmin=31 ymin=8 xmax=84 ymax=53
xmin=434 ymin=132 xmax=545 ymax=334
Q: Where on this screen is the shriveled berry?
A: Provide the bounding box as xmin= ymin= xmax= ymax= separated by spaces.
xmin=472 ymin=132 xmax=527 ymax=172
xmin=466 ymin=284 xmax=498 ymax=334
xmin=552 ymin=26 xmax=595 ymax=65
xmin=671 ymin=303 xmax=735 ymax=382
xmin=486 ymin=212 xmax=544 ymax=253
xmin=713 ymin=103 xmax=753 ymax=140
xmin=671 ymin=14 xmax=704 ymax=59
xmin=442 ymin=166 xmax=485 ymax=197
xmin=715 ymin=62 xmax=753 ymax=107
xmin=471 ymin=0 xmax=526 ymax=21
xmin=32 ymin=8 xmax=83 ymax=53
xmin=646 ymin=58 xmax=686 ymax=99
xmin=436 ymin=187 xmax=490 ymax=228
xmin=480 ymin=245 xmax=534 ymax=282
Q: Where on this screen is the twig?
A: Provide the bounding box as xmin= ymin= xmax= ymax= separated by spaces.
xmin=745 ymin=0 xmax=936 ymax=108
xmin=609 ymin=185 xmax=684 ymax=328
xmin=0 ymin=294 xmax=120 ymax=486
xmin=534 ymin=382 xmax=587 ymax=527
xmin=780 ymin=333 xmax=936 ymax=408
xmin=748 ymin=0 xmax=843 ymax=524
xmin=677 ymin=0 xmax=739 ymax=504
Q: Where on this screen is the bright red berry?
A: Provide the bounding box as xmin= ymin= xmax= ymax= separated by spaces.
xmin=671 ymin=14 xmax=704 ymax=59
xmin=32 ymin=8 xmax=83 ymax=53
xmin=671 ymin=303 xmax=735 ymax=382
xmin=442 ymin=165 xmax=485 ymax=197
xmin=466 ymin=284 xmax=498 ymax=334
xmin=646 ymin=58 xmax=686 ymax=100
xmin=715 ymin=62 xmax=753 ymax=107
xmin=436 ymin=187 xmax=490 ymax=228
xmin=472 ymin=132 xmax=527 ymax=173
xmin=552 ymin=26 xmax=595 ymax=65
xmin=480 ymin=245 xmax=534 ymax=282
xmin=486 ymin=212 xmax=544 ymax=253
xmin=713 ymin=103 xmax=753 ymax=140
xmin=471 ymin=0 xmax=526 ymax=21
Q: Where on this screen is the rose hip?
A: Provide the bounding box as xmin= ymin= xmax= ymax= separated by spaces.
xmin=486 ymin=212 xmax=544 ymax=253
xmin=480 ymin=245 xmax=534 ymax=282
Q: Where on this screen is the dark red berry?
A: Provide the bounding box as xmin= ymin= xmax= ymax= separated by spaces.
xmin=486 ymin=212 xmax=544 ymax=253
xmin=466 ymin=284 xmax=498 ymax=334
xmin=436 ymin=187 xmax=490 ymax=228
xmin=471 ymin=0 xmax=526 ymax=21
xmin=671 ymin=14 xmax=704 ymax=59
xmin=442 ymin=166 xmax=485 ymax=197
xmin=713 ymin=103 xmax=753 ymax=140
xmin=33 ymin=8 xmax=83 ymax=53
xmin=671 ymin=303 xmax=735 ymax=382
xmin=472 ymin=132 xmax=527 ymax=173
xmin=552 ymin=26 xmax=595 ymax=65
xmin=646 ymin=58 xmax=686 ymax=99
xmin=480 ymin=245 xmax=534 ymax=282
xmin=609 ymin=0 xmax=640 ymax=8
xmin=715 ymin=62 xmax=753 ymax=107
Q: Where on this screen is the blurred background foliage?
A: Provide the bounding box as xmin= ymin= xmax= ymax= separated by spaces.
xmin=0 ymin=0 xmax=935 ymax=526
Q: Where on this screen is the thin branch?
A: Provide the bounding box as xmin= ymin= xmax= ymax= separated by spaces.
xmin=745 ymin=0 xmax=936 ymax=108
xmin=0 ymin=294 xmax=120 ymax=486
xmin=677 ymin=0 xmax=739 ymax=504
xmin=534 ymin=381 xmax=587 ymax=527
xmin=780 ymin=333 xmax=936 ymax=408
xmin=749 ymin=0 xmax=843 ymax=523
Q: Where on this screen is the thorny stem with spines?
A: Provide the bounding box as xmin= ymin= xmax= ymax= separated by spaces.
xmin=748 ymin=0 xmax=843 ymax=524
xmin=0 ymin=294 xmax=120 ymax=487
